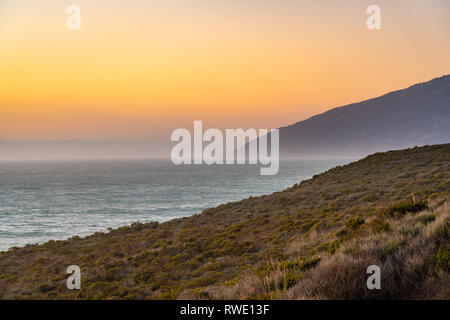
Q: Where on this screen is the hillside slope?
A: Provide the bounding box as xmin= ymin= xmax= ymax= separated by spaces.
xmin=0 ymin=144 xmax=449 ymax=299
xmin=279 ymin=75 xmax=450 ymax=156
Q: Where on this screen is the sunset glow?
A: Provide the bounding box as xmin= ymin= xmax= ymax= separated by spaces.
xmin=1 ymin=0 xmax=449 ymax=140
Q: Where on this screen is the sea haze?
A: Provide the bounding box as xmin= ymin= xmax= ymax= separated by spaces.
xmin=0 ymin=158 xmax=354 ymax=251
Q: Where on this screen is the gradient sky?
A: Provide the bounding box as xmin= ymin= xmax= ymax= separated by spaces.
xmin=1 ymin=0 xmax=449 ymax=142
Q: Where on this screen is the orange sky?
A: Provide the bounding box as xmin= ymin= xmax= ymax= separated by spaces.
xmin=1 ymin=0 xmax=449 ymax=141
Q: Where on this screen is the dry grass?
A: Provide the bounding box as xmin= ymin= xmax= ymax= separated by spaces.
xmin=211 ymin=202 xmax=449 ymax=300
xmin=0 ymin=144 xmax=448 ymax=299
xmin=286 ymin=202 xmax=449 ymax=299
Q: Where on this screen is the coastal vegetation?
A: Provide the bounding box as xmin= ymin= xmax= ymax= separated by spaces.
xmin=0 ymin=144 xmax=448 ymax=299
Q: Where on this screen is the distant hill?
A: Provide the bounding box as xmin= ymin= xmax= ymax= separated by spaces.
xmin=279 ymin=75 xmax=450 ymax=156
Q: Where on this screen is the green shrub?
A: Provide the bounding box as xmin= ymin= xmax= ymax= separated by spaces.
xmin=280 ymin=272 xmax=302 ymax=289
xmin=328 ymin=239 xmax=341 ymax=255
xmin=336 ymin=228 xmax=348 ymax=237
xmin=224 ymin=277 xmax=240 ymax=287
xmin=418 ymin=214 xmax=436 ymax=225
xmin=370 ymin=217 xmax=390 ymax=234
xmin=288 ymin=257 xmax=321 ymax=272
xmin=434 ymin=246 xmax=449 ymax=270
xmin=345 ymin=215 xmax=365 ymax=229
xmin=158 ymin=287 xmax=180 ymax=300
xmin=387 ymin=202 xmax=428 ymax=217
xmin=135 ymin=269 xmax=154 ymax=283
xmin=256 ymin=257 xmax=320 ymax=279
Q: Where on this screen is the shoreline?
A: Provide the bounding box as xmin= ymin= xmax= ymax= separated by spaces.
xmin=0 ymin=158 xmax=354 ymax=252
xmin=0 ymin=144 xmax=448 ymax=299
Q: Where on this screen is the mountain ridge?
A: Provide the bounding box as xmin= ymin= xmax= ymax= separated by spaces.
xmin=278 ymin=74 xmax=450 ymax=156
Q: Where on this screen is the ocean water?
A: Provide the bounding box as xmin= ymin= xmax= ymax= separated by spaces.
xmin=0 ymin=158 xmax=353 ymax=251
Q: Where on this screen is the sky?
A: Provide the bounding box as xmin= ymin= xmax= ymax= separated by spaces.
xmin=0 ymin=0 xmax=449 ymax=158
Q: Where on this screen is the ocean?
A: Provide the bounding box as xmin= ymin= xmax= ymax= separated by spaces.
xmin=0 ymin=158 xmax=354 ymax=251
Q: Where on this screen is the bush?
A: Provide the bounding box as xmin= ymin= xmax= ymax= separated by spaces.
xmin=370 ymin=217 xmax=390 ymax=234
xmin=280 ymin=272 xmax=302 ymax=289
xmin=328 ymin=240 xmax=341 ymax=255
xmin=345 ymin=215 xmax=365 ymax=229
xmin=434 ymin=246 xmax=449 ymax=270
xmin=387 ymin=202 xmax=428 ymax=217
xmin=418 ymin=214 xmax=436 ymax=225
